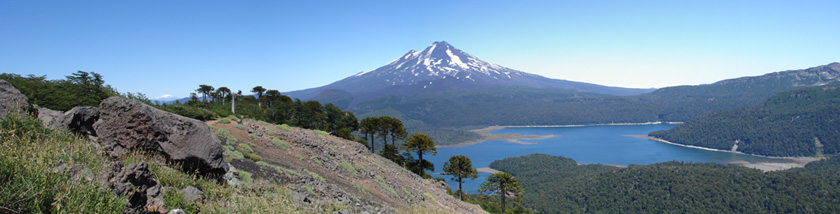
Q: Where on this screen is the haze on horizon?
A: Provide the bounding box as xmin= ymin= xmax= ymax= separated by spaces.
xmin=1 ymin=1 xmax=838 ymax=98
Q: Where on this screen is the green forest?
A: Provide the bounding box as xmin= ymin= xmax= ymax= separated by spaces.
xmin=491 ymin=154 xmax=840 ymax=213
xmin=351 ymin=66 xmax=839 ymax=145
xmin=650 ymin=85 xmax=840 ymax=157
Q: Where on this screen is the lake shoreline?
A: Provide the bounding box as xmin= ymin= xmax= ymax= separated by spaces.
xmin=626 ymin=135 xmax=823 ymax=171
xmin=437 ymin=126 xmax=556 ymax=148
xmin=440 ymin=122 xmax=682 ymax=148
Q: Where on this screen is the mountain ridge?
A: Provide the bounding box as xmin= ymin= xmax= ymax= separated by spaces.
xmin=286 ymin=41 xmax=655 ymax=108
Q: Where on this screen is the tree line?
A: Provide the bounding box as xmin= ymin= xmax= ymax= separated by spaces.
xmin=2 ymin=71 xmax=532 ymax=213
xmin=650 ymin=85 xmax=840 ymax=157
xmin=490 ymin=153 xmax=840 ymax=213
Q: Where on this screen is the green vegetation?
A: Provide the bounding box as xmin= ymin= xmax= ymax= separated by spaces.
xmin=303 ymin=169 xmax=325 ymax=183
xmin=244 ymin=153 xmax=262 ymax=162
xmin=218 ymin=118 xmax=231 ymax=124
xmin=1 ymin=71 xmax=120 ymax=111
xmin=402 ymin=187 xmax=414 ymax=198
xmin=0 ymin=116 xmax=315 ymax=213
xmin=442 ymin=155 xmax=479 ymax=200
xmin=339 ymin=161 xmax=358 ymax=177
xmin=351 ymin=65 xmax=840 ymax=145
xmin=375 ymin=177 xmax=399 ymax=198
xmin=651 ymin=86 xmax=840 ymax=156
xmin=215 ymin=128 xmax=237 ymax=144
xmin=257 ymin=161 xmax=301 ymax=177
xmin=353 ymin=163 xmax=367 ymax=172
xmin=271 ymin=138 xmax=288 ymax=150
xmin=309 ymin=156 xmax=322 ymax=166
xmin=302 ymin=184 xmax=315 ymax=195
xmin=0 ymin=116 xmax=126 ymax=213
xmin=359 ymin=116 xmax=406 ymax=160
xmin=277 ymin=124 xmax=292 ymax=132
xmin=401 ymin=133 xmax=437 ymax=177
xmin=237 ymin=143 xmax=253 ymax=153
xmin=479 ymin=172 xmax=523 ymax=213
xmin=423 ymin=193 xmax=437 ymax=203
xmin=352 ymin=181 xmax=366 ymax=194
xmin=491 ymin=153 xmax=840 ymax=213
xmin=238 ymin=171 xmax=252 ymax=183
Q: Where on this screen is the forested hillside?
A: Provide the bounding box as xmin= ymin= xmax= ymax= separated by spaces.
xmin=352 ymin=63 xmax=840 ymax=145
xmin=650 ymin=85 xmax=840 ymax=157
xmin=491 ymin=154 xmax=840 ymax=213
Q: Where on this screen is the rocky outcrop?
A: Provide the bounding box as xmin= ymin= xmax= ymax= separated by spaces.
xmin=93 ymin=97 xmax=228 ymax=176
xmin=180 ymin=186 xmax=206 ymax=203
xmin=38 ymin=107 xmax=66 ymax=130
xmin=0 ymin=79 xmax=35 ymax=118
xmin=65 ymin=106 xmax=99 ymax=136
xmin=97 ymin=161 xmax=165 ymax=213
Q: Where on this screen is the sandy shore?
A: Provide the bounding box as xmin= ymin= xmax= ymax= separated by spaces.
xmin=437 ymin=126 xmax=556 ymax=148
xmin=476 ymin=167 xmax=500 ymax=174
xmin=505 ymin=121 xmax=683 ymax=128
xmin=626 ymin=135 xmax=823 ymax=171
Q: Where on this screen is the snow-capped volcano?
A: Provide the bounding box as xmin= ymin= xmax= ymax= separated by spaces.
xmin=286 ymin=41 xmax=653 ymax=108
xmin=346 ymin=41 xmax=549 ymax=92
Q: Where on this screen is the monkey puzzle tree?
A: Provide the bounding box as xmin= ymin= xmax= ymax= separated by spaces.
xmin=442 ymin=155 xmax=479 ymax=200
xmin=479 ymin=172 xmax=523 ymax=213
xmin=196 ymin=84 xmax=214 ymax=103
xmin=216 ymin=87 xmax=231 ymax=104
xmin=402 ymin=133 xmax=437 ymax=177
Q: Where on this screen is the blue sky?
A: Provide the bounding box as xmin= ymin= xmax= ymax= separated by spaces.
xmin=2 ymin=1 xmax=838 ymax=99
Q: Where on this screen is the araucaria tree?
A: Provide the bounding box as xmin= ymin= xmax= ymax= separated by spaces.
xmin=196 ymin=84 xmax=214 ymax=103
xmin=442 ymin=155 xmax=479 ymax=200
xmin=479 ymin=172 xmax=523 ymax=213
xmin=402 ymin=133 xmax=437 ymax=177
xmin=251 ymin=86 xmax=266 ymax=98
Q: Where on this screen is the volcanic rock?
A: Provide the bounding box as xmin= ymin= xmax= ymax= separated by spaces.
xmin=0 ymin=79 xmax=35 ymax=118
xmin=93 ymin=97 xmax=228 ymax=176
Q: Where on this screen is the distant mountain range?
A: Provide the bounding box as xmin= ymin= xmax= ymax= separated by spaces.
xmin=286 ymin=41 xmax=654 ymax=108
xmin=284 ymin=41 xmax=839 ymax=144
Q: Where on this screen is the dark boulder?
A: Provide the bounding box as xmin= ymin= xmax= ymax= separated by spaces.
xmin=93 ymin=97 xmax=228 ymax=176
xmin=38 ymin=107 xmax=66 ymax=130
xmin=0 ymin=79 xmax=35 ymax=118
xmin=97 ymin=161 xmax=165 ymax=213
xmin=65 ymin=106 xmax=99 ymax=136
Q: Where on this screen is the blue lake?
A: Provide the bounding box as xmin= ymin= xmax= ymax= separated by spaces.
xmin=426 ymin=124 xmax=785 ymax=193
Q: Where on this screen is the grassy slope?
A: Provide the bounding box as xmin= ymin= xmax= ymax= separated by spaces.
xmin=209 ymin=116 xmax=486 ymax=213
xmin=0 ymin=115 xmax=316 ymax=213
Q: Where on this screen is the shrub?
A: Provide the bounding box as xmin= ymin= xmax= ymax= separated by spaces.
xmin=237 ymin=143 xmax=253 ymax=153
xmin=235 ymin=124 xmax=245 ymax=130
xmin=230 ymin=151 xmax=244 ymax=160
xmin=271 ymin=139 xmax=287 ymax=150
xmin=277 ymin=124 xmax=292 ymax=132
xmin=339 ymin=161 xmax=358 ymax=177
xmin=239 ymin=171 xmax=252 ymax=183
xmin=218 ymin=118 xmax=231 ymax=124
xmin=244 ymin=153 xmax=262 ymax=162
xmin=215 ymin=129 xmax=237 ymax=144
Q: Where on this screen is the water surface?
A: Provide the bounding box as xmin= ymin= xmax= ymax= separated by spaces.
xmin=426 ymin=124 xmax=785 ymax=193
